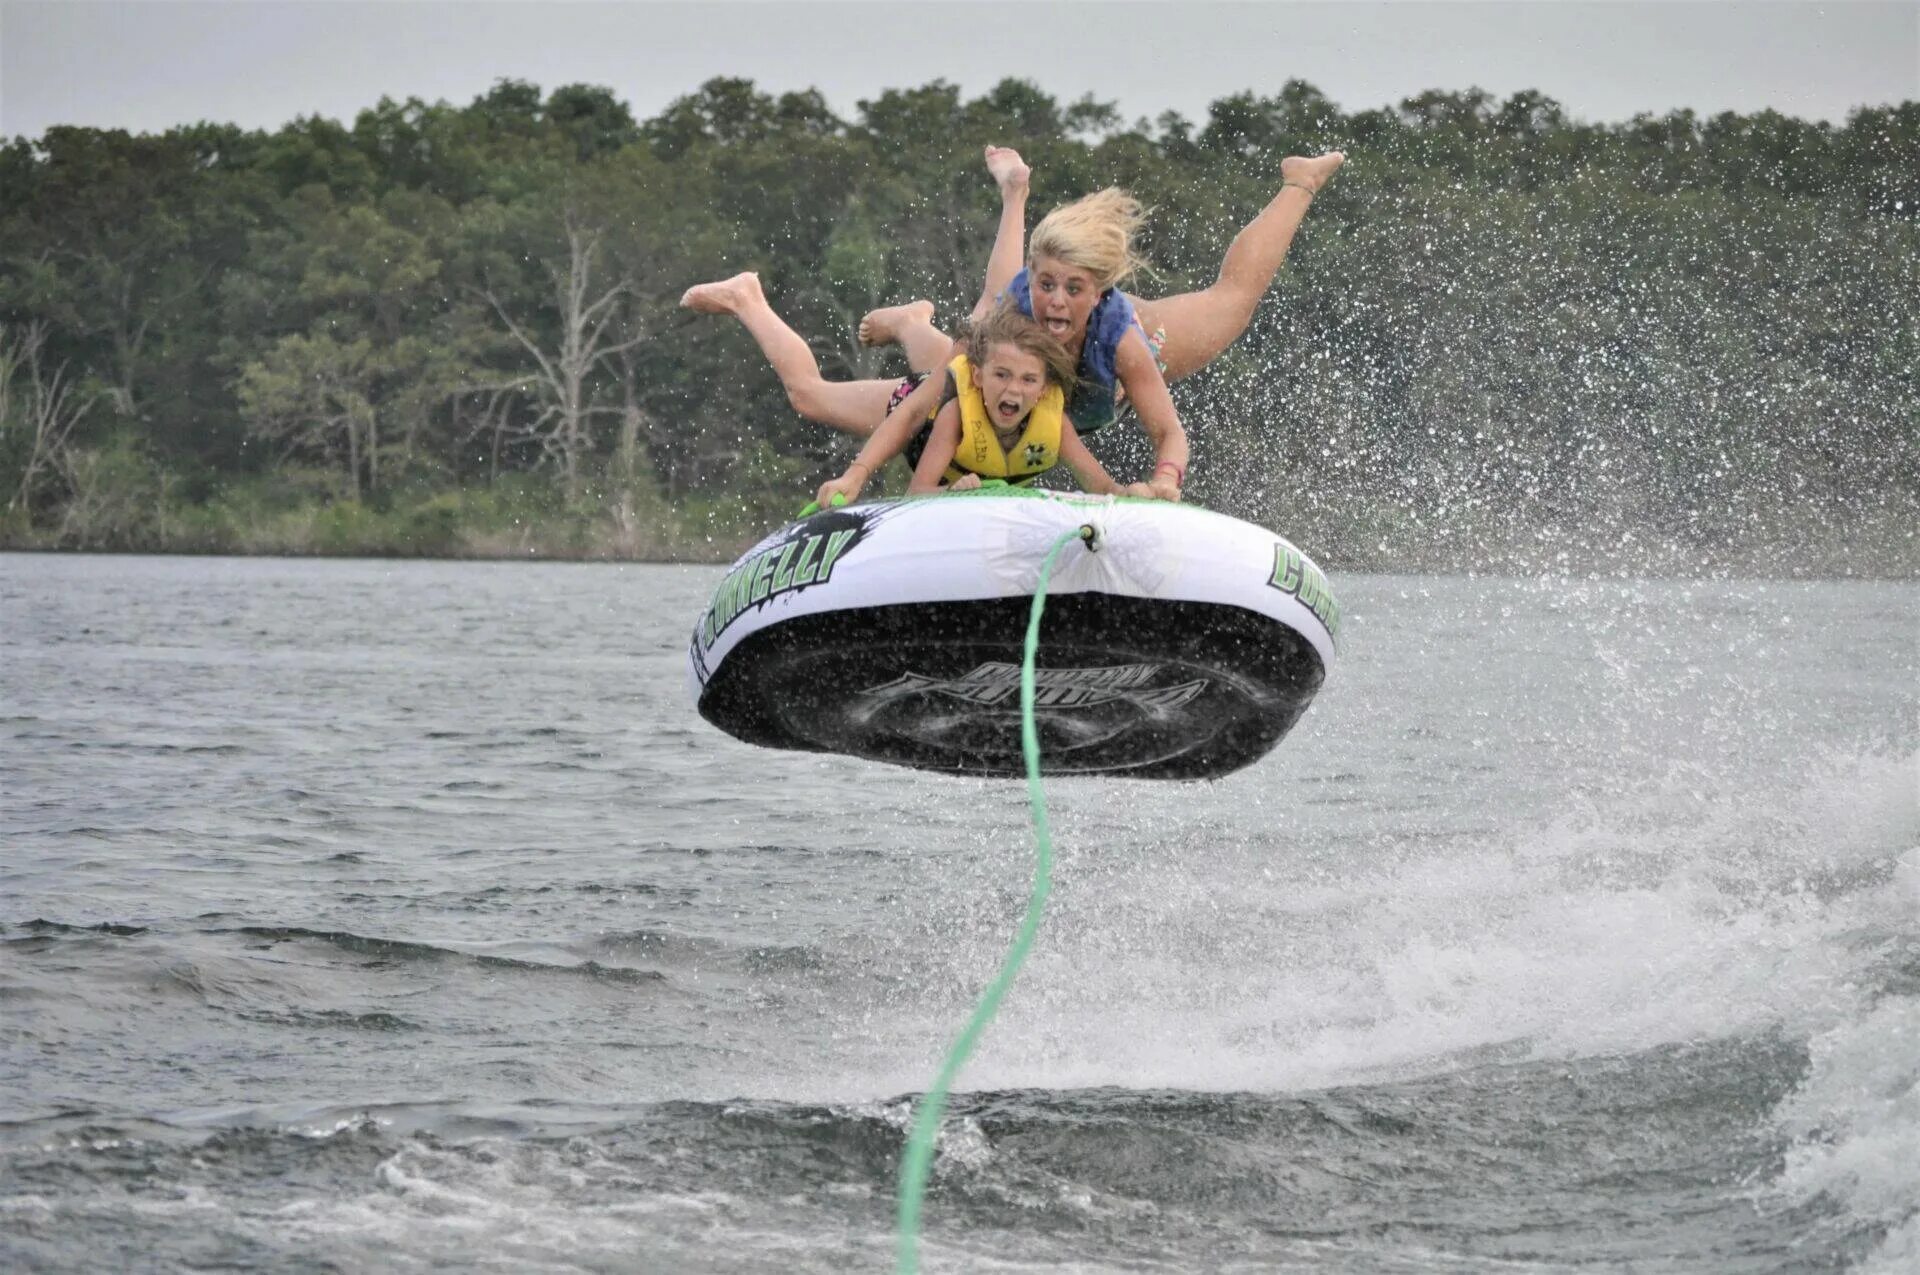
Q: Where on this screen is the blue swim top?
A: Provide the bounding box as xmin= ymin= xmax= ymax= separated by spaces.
xmin=1004 ymin=268 xmax=1140 ymax=435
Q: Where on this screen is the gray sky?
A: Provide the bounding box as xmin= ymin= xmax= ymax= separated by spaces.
xmin=2 ymin=0 xmax=1914 ymax=141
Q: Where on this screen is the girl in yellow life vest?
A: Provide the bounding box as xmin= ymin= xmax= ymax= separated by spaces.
xmin=852 ymin=304 xmax=1130 ymax=497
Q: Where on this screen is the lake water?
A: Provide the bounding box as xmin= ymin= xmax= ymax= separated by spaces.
xmin=2 ymin=552 xmax=1915 ymax=1271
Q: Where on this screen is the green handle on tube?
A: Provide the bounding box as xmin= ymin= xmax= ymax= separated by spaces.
xmin=797 ymin=491 xmax=848 ymax=517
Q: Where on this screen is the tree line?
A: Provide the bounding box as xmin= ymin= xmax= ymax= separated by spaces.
xmin=1 ymin=77 xmax=1914 ymax=573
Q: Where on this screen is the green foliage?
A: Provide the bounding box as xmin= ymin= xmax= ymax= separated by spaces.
xmin=0 ymin=76 xmax=1914 ymax=574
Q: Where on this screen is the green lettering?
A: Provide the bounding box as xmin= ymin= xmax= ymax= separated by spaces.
xmin=815 ymin=529 xmax=857 ymax=583
xmin=750 ymin=549 xmax=779 ymax=603
xmin=791 ymin=535 xmax=822 ymax=586
xmin=721 ymin=565 xmax=749 ymax=627
xmin=771 ymin=541 xmax=799 ymax=592
xmin=1270 ymin=544 xmax=1301 ymax=594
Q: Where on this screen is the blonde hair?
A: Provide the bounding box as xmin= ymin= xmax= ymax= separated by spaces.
xmin=963 ymin=302 xmax=1078 ymax=401
xmin=1027 ymin=188 xmax=1150 ymax=291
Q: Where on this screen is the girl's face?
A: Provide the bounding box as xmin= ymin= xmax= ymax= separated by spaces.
xmin=1028 ymin=254 xmax=1103 ymax=346
xmin=972 ymin=342 xmax=1050 ymax=430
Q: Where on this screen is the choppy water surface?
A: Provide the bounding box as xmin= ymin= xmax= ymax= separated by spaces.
xmin=2 ymin=552 xmax=1915 ymax=1272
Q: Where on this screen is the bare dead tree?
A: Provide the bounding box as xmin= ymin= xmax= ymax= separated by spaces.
xmin=1 ymin=322 xmax=96 ymax=519
xmin=480 ymin=206 xmax=651 ymax=500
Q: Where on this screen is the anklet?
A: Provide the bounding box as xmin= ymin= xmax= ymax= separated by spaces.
xmin=1282 ymin=180 xmax=1316 ymax=197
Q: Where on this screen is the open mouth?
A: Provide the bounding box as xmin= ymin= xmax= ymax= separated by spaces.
xmin=1044 ymin=318 xmax=1072 ymax=337
xmin=996 ymin=398 xmax=1024 ymax=420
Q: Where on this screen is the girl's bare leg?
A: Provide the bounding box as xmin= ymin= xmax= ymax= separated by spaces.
xmin=973 ymin=145 xmax=1031 ymax=319
xmin=682 ymin=272 xmax=895 ymax=436
xmin=1132 ymin=152 xmax=1346 ymax=382
xmin=858 ymin=145 xmax=1031 ymax=365
xmin=857 ymin=300 xmax=950 ymax=375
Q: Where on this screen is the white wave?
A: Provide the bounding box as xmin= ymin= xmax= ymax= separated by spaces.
xmin=1771 ymin=847 xmax=1920 ymax=1271
xmin=808 ymin=745 xmax=1918 ymax=1101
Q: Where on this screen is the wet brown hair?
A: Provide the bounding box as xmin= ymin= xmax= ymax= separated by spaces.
xmin=962 ymin=301 xmax=1078 ymax=400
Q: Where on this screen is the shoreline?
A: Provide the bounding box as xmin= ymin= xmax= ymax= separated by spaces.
xmin=6 ymin=477 xmax=1915 ymax=581
xmin=5 ymin=539 xmax=1915 ymax=583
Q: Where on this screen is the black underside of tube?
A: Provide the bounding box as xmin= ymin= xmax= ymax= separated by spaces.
xmin=698 ymin=595 xmax=1325 ymax=780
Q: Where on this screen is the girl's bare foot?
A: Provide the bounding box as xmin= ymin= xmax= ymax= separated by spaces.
xmin=857 ymin=299 xmax=935 ymax=348
xmin=680 ymin=271 xmax=765 ymax=315
xmin=1279 ymin=151 xmax=1346 ymax=195
xmin=984 ymin=145 xmax=1031 ymax=197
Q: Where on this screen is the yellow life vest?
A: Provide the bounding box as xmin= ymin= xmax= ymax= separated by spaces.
xmin=939 ymin=354 xmax=1065 ymax=487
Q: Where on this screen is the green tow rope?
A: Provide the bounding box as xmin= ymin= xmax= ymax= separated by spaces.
xmin=894 ymin=522 xmax=1095 ymax=1274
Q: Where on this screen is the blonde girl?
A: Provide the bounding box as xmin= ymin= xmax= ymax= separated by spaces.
xmin=846 ymin=147 xmax=1347 ymax=504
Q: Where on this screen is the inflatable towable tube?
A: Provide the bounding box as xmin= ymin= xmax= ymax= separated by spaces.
xmin=688 ymin=488 xmax=1339 ymax=779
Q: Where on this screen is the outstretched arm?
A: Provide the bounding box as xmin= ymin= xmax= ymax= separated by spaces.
xmin=1115 ymin=330 xmax=1190 ymax=501
xmin=813 ymin=360 xmax=956 ymax=508
xmin=970 ymin=146 xmax=1031 ymax=322
xmin=909 ymin=403 xmax=968 ymax=493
